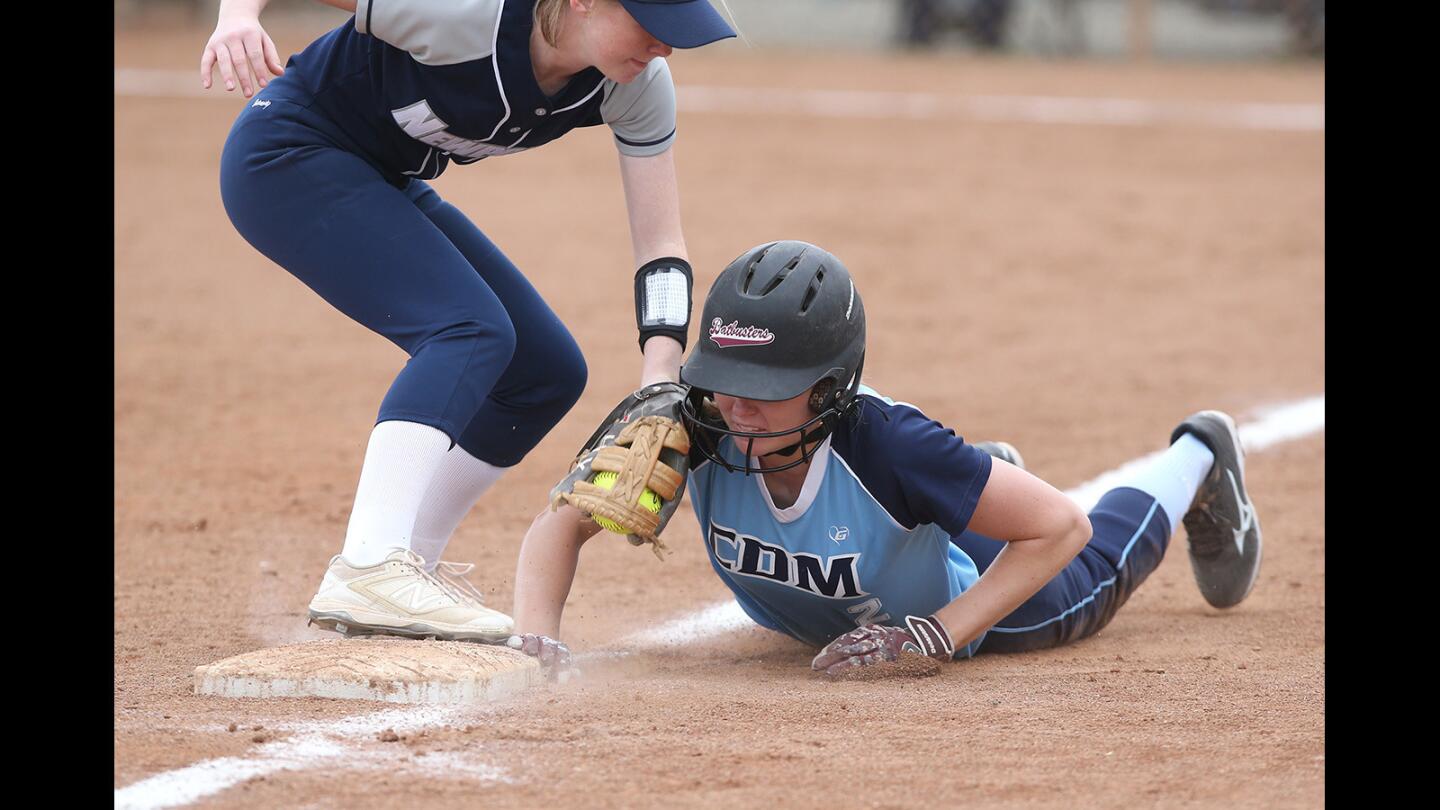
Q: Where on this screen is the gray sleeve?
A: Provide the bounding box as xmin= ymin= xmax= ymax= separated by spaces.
xmin=354 ymin=0 xmax=502 ymax=66
xmin=601 ymin=58 xmax=677 ymax=157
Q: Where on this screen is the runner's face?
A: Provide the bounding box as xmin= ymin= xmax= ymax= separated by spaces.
xmin=712 ymin=390 xmax=815 ymax=460
xmin=581 ymin=0 xmax=673 ymax=83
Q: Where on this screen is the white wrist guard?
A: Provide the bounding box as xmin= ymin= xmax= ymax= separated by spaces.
xmin=634 ymin=257 xmax=693 ymax=351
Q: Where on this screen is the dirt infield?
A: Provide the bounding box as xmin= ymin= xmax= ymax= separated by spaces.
xmin=115 ymin=21 xmax=1324 ymax=808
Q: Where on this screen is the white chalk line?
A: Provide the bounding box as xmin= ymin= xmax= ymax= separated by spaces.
xmin=115 ymin=394 xmax=1323 ymax=807
xmin=115 ymin=737 xmax=348 ymax=810
xmin=113 ymin=68 xmax=1322 ymax=133
xmin=114 ymin=736 xmax=510 ymax=810
xmin=1067 ymin=395 xmax=1324 ymax=510
xmin=612 ymin=599 xmax=758 ymax=649
xmin=115 ymin=706 xmax=510 ymax=810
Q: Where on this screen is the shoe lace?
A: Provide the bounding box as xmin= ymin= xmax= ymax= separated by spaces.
xmin=1186 ymin=506 xmax=1225 ymax=557
xmin=1184 ymin=480 xmax=1235 ymax=559
xmin=433 ymin=560 xmax=487 ymax=607
xmin=391 ymin=549 xmax=469 ymax=606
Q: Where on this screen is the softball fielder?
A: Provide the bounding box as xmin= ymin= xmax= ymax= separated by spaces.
xmin=511 ymin=241 xmax=1263 ymax=672
xmin=200 ymin=0 xmax=735 ymax=642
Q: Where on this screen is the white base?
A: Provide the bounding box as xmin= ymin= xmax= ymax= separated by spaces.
xmin=194 ymin=638 xmax=543 ymax=705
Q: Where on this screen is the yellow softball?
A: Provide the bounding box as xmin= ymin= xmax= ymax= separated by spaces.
xmin=589 ymin=470 xmax=662 ymax=534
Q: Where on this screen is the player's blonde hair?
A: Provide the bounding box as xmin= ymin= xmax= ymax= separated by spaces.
xmin=534 ymin=0 xmax=568 ymax=48
xmin=535 ymin=0 xmax=618 ymax=48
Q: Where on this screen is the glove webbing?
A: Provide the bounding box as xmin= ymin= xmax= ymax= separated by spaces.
xmin=565 ymin=416 xmax=689 ymax=540
xmin=589 ymin=418 xmax=688 ymax=501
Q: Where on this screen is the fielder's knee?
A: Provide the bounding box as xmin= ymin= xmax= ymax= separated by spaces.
xmin=547 ymin=334 xmax=588 ymax=416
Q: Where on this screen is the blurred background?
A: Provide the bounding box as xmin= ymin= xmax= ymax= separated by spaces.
xmin=116 ymin=0 xmax=1323 ymax=60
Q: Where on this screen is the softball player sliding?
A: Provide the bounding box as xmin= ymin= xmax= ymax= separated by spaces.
xmin=510 ymin=241 xmax=1263 ymax=672
xmin=200 ymin=1 xmax=735 ymax=641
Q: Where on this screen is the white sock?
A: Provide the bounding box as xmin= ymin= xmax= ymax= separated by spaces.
xmin=411 ymin=446 xmax=509 ymax=572
xmin=1122 ymin=433 xmax=1216 ymax=534
xmin=340 ymin=421 xmax=453 ymax=567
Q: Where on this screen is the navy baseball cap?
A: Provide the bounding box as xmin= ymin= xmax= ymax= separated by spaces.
xmin=618 ymin=0 xmax=737 ymax=49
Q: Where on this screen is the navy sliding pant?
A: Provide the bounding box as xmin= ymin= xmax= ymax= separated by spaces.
xmin=953 ymin=487 xmax=1173 ymax=655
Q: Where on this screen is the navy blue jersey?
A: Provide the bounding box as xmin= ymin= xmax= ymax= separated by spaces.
xmin=687 ymin=387 xmax=993 ymax=648
xmin=279 ymin=0 xmax=677 ymax=184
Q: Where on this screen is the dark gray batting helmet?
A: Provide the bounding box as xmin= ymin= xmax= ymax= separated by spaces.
xmin=680 ymin=240 xmax=866 ymax=473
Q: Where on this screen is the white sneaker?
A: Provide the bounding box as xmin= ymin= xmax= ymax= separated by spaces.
xmin=431 ymin=560 xmax=491 ymax=612
xmin=306 ymin=549 xmax=514 ymax=642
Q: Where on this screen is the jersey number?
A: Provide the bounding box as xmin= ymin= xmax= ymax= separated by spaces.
xmin=846 ymin=598 xmax=891 ymax=628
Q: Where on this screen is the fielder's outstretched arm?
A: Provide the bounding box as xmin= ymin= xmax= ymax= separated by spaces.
xmin=619 ymin=150 xmax=690 ymax=387
xmin=512 ymin=504 xmax=605 ymax=639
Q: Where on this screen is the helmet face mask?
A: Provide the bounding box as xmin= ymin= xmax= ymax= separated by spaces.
xmin=681 ymin=363 xmax=864 ymax=475
xmin=680 ymin=241 xmax=866 ymax=476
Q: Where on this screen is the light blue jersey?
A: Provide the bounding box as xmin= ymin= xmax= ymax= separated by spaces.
xmin=687 ymin=388 xmax=993 ymax=650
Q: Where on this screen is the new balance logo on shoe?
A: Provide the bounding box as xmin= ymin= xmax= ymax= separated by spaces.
xmin=383 ymin=579 xmax=453 ymax=613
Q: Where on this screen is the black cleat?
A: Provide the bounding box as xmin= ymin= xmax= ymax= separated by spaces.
xmin=1170 ymin=411 xmax=1262 ymax=609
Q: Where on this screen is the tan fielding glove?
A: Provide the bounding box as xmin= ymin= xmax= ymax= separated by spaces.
xmin=549 ymin=382 xmax=692 ymax=559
